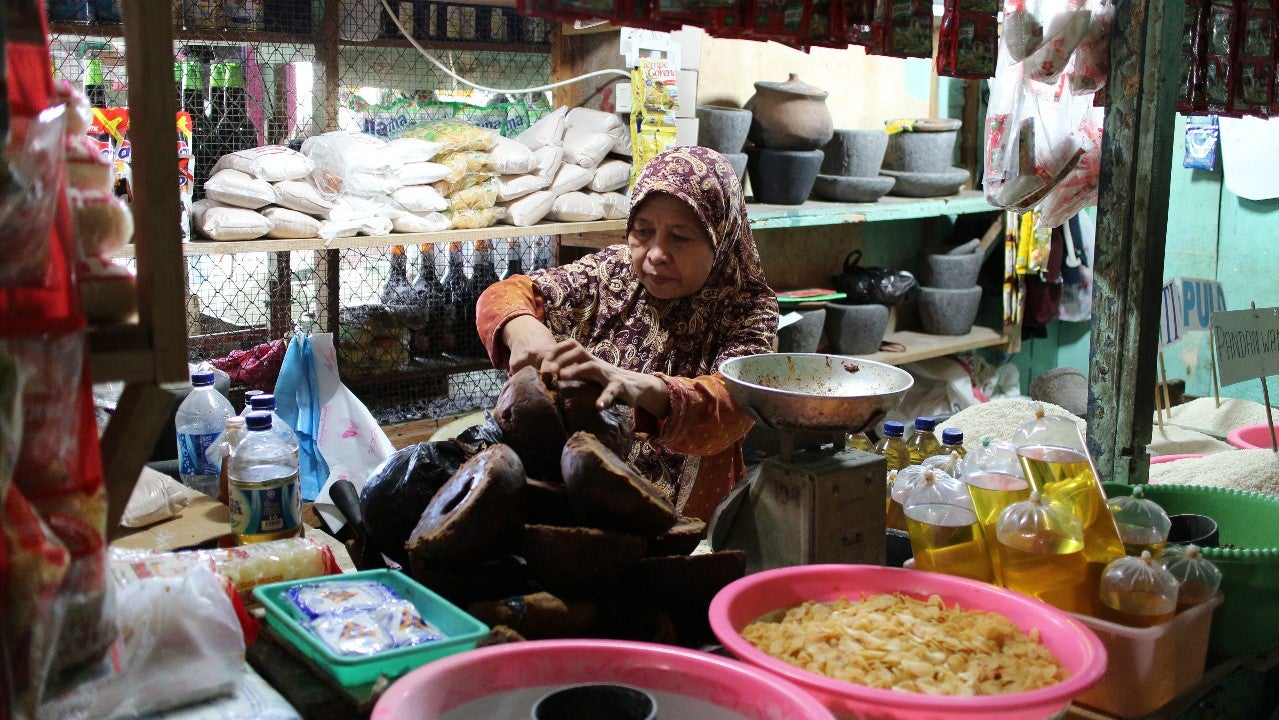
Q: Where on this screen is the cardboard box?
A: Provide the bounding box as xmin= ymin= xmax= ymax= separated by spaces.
xmin=675 ymin=26 xmax=703 ymax=70
xmin=677 ymin=69 xmax=698 ymax=117
xmin=112 ymin=492 xmax=232 ymax=552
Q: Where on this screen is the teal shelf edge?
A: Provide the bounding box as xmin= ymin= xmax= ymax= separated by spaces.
xmin=747 ymin=190 xmax=998 ymax=230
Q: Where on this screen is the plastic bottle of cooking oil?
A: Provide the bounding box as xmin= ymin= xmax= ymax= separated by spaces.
xmin=1098 ymin=550 xmax=1179 ymax=628
xmin=905 ymin=416 xmax=942 ymax=465
xmin=959 ymin=437 xmax=1030 ymax=585
xmin=902 ymin=468 xmax=994 ymax=583
xmin=875 ymin=422 xmax=911 ymax=530
xmin=1012 ymin=404 xmax=1124 ymax=610
xmin=995 ymin=491 xmax=1091 ymax=614
xmin=940 ymin=428 xmax=967 ymax=459
xmin=1109 ymin=485 xmax=1171 ymax=556
xmin=845 ymin=431 xmax=874 ymax=452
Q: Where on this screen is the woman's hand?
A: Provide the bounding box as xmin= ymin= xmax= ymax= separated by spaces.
xmin=542 ymin=339 xmax=671 ymax=418
xmin=502 ymin=315 xmax=558 ymax=374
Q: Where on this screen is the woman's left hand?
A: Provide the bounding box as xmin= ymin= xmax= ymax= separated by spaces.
xmin=541 ymin=339 xmax=671 ymax=418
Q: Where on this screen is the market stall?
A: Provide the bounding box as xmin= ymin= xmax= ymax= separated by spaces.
xmin=5 ymin=0 xmax=1279 ymax=716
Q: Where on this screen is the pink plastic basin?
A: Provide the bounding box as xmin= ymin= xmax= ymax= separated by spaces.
xmin=709 ymin=564 xmax=1107 ymax=720
xmin=371 ymin=638 xmax=837 ymax=720
xmin=1227 ymin=423 xmax=1279 ymax=449
xmin=1150 ymin=453 xmax=1205 ymax=464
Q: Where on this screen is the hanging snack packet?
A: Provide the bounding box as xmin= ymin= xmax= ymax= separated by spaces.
xmin=1229 ymin=0 xmax=1274 ymax=117
xmin=936 ymin=0 xmax=999 ymax=79
xmin=739 ymin=0 xmax=809 ymax=46
xmin=1003 ymin=0 xmax=1045 ymax=61
xmin=1178 ymin=0 xmax=1206 ymax=113
xmin=648 ymin=0 xmax=743 ymax=35
xmin=1025 ymin=2 xmax=1093 ymax=85
xmin=1201 ymin=0 xmax=1235 ymax=114
xmin=629 ymin=56 xmax=680 ymax=186
xmin=884 ymin=0 xmax=934 ymax=57
xmin=1066 ymin=0 xmax=1115 ymax=95
xmin=1183 ymin=115 xmax=1219 ymax=170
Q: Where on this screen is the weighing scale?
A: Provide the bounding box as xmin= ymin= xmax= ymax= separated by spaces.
xmin=708 ymin=353 xmax=913 ymax=573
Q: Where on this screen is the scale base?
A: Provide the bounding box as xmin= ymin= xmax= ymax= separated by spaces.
xmin=708 ymin=447 xmax=887 ymax=574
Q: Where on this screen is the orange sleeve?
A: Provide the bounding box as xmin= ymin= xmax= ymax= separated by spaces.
xmin=647 ymin=372 xmax=754 ymax=456
xmin=476 ymin=275 xmax=545 ymax=372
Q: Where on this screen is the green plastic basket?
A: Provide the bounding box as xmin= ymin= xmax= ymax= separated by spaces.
xmin=1105 ymin=482 xmax=1279 ymax=659
xmin=252 ymin=569 xmax=489 ymax=691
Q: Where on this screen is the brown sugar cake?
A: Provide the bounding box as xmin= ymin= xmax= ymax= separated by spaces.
xmin=520 ymin=523 xmax=646 ymax=598
xmin=523 ymin=477 xmax=576 ymax=526
xmin=466 ymin=591 xmax=597 ymax=640
xmin=557 ymin=379 xmax=635 ymax=456
xmin=493 ymin=366 xmax=566 ymax=481
xmin=626 ymin=550 xmax=748 ymax=639
xmin=407 ymin=443 xmax=526 ymax=567
xmin=560 ymin=431 xmax=679 ymax=536
xmin=408 ymin=552 xmax=531 ymax=609
xmin=645 ymin=517 xmax=708 ymax=557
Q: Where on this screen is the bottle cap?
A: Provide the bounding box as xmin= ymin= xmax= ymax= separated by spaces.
xmin=191 ymin=371 xmax=215 ymax=386
xmin=942 ymin=427 xmax=963 ymax=444
xmin=249 ymin=394 xmax=276 ymax=411
xmin=245 ymin=411 xmax=273 ymax=431
xmin=914 ymin=416 xmax=936 ymax=431
xmin=882 ymin=420 xmax=905 ymax=437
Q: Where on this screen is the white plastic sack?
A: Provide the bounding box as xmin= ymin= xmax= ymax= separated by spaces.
xmin=548 ymin=191 xmax=604 ymax=222
xmin=565 ymin=106 xmax=626 ymax=138
xmin=549 ymin=162 xmax=593 ymax=195
xmin=273 ymin=180 xmax=334 ymax=215
xmin=193 ymin=200 xmax=274 ymax=241
xmin=308 ymin=333 xmax=396 ymax=533
xmin=532 ymin=144 xmax=564 ymax=179
xmin=514 ymin=106 xmax=568 ymax=149
xmin=120 ymin=466 xmax=192 ymax=528
xmin=593 ymin=191 xmax=629 ymax=220
xmin=497 ymin=173 xmax=551 ymax=202
xmin=561 ymin=127 xmax=615 ymax=169
xmin=502 ymin=190 xmax=555 ymax=227
xmin=204 ymin=168 xmax=277 ymax=209
xmin=211 ymin=146 xmax=315 ymax=182
xmin=386 ymin=136 xmax=445 ymax=163
xmin=397 ymin=161 xmax=451 ymax=186
xmin=391 ymin=184 xmax=450 ymax=213
xmin=489 ymin=136 xmax=540 ymax=175
xmin=391 ymin=212 xmax=451 ymax=233
xmin=589 ymin=159 xmax=632 ymax=192
xmin=263 ymin=207 xmax=323 ymax=239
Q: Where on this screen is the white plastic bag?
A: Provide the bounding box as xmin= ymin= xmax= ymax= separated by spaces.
xmin=308 ymin=333 xmax=396 ymax=532
xmin=120 ymin=466 xmax=192 ymax=528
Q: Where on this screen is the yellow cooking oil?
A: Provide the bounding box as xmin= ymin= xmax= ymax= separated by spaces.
xmin=963 ymin=470 xmax=1031 ymax=584
xmin=905 ymin=416 xmax=942 ymax=465
xmin=998 ymin=536 xmax=1091 ymax=614
xmin=905 ymin=503 xmax=995 ymax=583
xmin=1099 ymin=589 xmax=1177 ymax=628
xmin=1118 ymin=524 xmax=1168 ymax=557
xmin=1017 ymin=444 xmax=1125 ymax=604
xmin=885 ymin=470 xmax=908 ymax=532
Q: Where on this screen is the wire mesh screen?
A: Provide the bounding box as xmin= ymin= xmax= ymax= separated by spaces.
xmin=54 ymin=2 xmax=558 ymax=424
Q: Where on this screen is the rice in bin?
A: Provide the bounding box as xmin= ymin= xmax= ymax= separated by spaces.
xmin=1149 ymin=449 xmax=1279 ymax=498
xmin=938 ymin=399 xmax=1084 ymax=451
xmin=1154 ymin=397 xmax=1279 ymax=435
xmin=1145 ymin=425 xmax=1235 ymax=456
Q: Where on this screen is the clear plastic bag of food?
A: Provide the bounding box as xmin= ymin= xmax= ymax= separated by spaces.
xmin=1098 ymin=550 xmax=1180 ymax=627
xmin=1159 ymin=543 xmax=1222 ymax=610
xmin=445 ymin=206 xmax=506 ymax=229
xmin=401 ymin=118 xmax=499 ymax=153
xmin=447 ymin=178 xmax=499 ymax=211
xmin=1 ymin=102 xmax=67 ymax=287
xmin=1108 ymin=485 xmax=1171 ymax=556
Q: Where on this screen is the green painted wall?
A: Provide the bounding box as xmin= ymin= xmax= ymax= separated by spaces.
xmin=1014 ymin=114 xmax=1279 ymax=404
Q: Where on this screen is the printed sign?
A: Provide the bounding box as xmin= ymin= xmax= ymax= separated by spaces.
xmin=1210 ymin=306 xmax=1279 ymax=386
xmin=1180 ymin=277 xmax=1227 ymax=333
xmin=1159 ymin=280 xmax=1182 ymax=349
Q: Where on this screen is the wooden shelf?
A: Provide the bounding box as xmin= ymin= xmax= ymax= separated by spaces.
xmin=51 ymin=21 xmax=312 ymax=47
xmin=747 ymin=190 xmax=997 ymax=230
xmin=851 ymin=327 xmax=1007 ymax=366
xmin=109 ymin=219 xmax=629 ymax=258
xmin=336 ymin=37 xmax=549 ymax=53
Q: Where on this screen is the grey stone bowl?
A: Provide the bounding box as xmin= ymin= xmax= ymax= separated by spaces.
xmin=820 ymin=129 xmax=889 ymax=178
xmin=723 ymin=151 xmax=748 ymax=183
xmin=884 ymin=129 xmax=960 ymax=174
xmin=696 ymin=104 xmax=753 ymax=155
xmin=812 ymin=174 xmax=896 ymax=203
xmin=881 ymin=166 xmax=969 ymax=198
xmin=746 ymin=148 xmax=824 ymax=205
xmin=823 ymin=302 xmax=890 ymax=355
xmin=777 ymin=307 xmax=826 ymax=353
xmin=918 ymin=286 xmax=982 ymax=336
xmin=1029 ymin=367 xmax=1088 ymax=417
xmin=925 ymin=251 xmax=986 ymax=289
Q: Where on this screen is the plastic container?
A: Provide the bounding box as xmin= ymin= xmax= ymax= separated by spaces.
xmin=1225 ymin=423 xmax=1279 ymax=450
xmin=1160 ymin=544 xmax=1223 ymax=611
xmin=1104 ymin=482 xmax=1279 ymax=658
xmin=708 ymin=564 xmax=1108 ymax=720
xmin=1071 ymin=593 xmax=1223 ymax=718
xmin=905 ymin=416 xmax=942 ymax=465
xmin=229 ymin=412 xmax=303 ymax=544
xmin=940 ymin=427 xmax=967 ymax=458
xmin=176 ymin=371 xmax=236 ymax=498
xmin=247 ymin=393 xmax=300 ymax=455
xmin=255 ymin=569 xmax=488 ymax=695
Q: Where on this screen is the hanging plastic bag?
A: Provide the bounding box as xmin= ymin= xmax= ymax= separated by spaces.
xmin=273 ymin=332 xmax=329 ymax=502
xmin=307 ymin=333 xmax=397 ymax=533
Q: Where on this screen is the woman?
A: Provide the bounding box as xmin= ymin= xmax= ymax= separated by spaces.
xmin=476 ymin=146 xmax=778 ymax=521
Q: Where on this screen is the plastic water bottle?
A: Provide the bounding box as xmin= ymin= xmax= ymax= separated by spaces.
xmin=229 ymin=411 xmax=303 ymax=544
xmin=176 ymin=371 xmax=235 ymax=497
xmin=247 ymin=393 xmax=300 ymax=456
xmin=206 ymin=416 xmax=247 ymax=506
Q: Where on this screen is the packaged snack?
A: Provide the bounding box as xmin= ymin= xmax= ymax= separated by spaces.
xmin=372 ymin=600 xmax=447 ymax=646
xmin=287 ymin=579 xmax=398 ymax=618
xmin=310 ymin=610 xmax=395 ymax=655
xmin=629 ymin=57 xmax=680 ymax=184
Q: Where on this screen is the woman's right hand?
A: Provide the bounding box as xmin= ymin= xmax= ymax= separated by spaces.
xmin=501 ymin=315 xmax=558 ymax=374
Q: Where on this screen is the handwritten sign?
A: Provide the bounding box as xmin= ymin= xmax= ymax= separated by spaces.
xmin=1211 ymin=306 xmax=1279 ymax=386
xmin=1159 ymin=280 xmax=1182 ymax=349
xmin=1181 ymin=277 xmax=1227 ymax=333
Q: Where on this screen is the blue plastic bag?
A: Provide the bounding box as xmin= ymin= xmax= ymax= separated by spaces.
xmin=274 ymin=333 xmax=329 ymax=500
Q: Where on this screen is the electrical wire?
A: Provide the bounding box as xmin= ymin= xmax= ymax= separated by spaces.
xmin=375 ymin=0 xmax=630 ymax=97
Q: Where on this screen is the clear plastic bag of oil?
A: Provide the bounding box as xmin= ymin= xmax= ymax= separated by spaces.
xmin=1108 ymin=485 xmax=1171 ymax=556
xmin=1159 ymin=543 xmax=1222 ymax=612
xmin=901 ymin=468 xmax=994 ymax=583
xmin=995 ymin=490 xmax=1090 ymax=613
xmin=959 ymin=437 xmax=1030 ymax=584
xmin=1098 ymin=550 xmax=1180 ymax=627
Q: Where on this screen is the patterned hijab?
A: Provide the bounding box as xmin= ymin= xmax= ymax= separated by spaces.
xmin=528 ymin=146 xmax=778 ymax=489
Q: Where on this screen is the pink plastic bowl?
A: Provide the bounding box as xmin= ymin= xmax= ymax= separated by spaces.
xmin=1227 ymin=423 xmax=1279 ymax=450
xmin=709 ymin=564 xmax=1107 ymax=720
xmin=370 ymin=638 xmax=837 ymax=720
xmin=1150 ymin=453 xmax=1205 ymax=464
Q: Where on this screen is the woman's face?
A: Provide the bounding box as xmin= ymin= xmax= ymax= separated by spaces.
xmin=628 ymin=192 xmax=714 ymax=300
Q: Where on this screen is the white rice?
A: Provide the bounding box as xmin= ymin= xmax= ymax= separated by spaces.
xmin=1156 ymin=397 xmax=1279 ymax=435
xmin=1147 ymin=424 xmax=1235 ymax=456
xmin=939 ymin=399 xmax=1086 ymax=450
xmin=1149 ymin=448 xmax=1279 ymax=498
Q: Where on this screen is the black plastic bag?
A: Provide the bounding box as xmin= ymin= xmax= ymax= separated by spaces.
xmin=831 ymin=250 xmax=919 ymax=306
xmin=360 ymin=439 xmax=471 ymax=566
xmin=453 ymin=410 xmax=504 ymax=455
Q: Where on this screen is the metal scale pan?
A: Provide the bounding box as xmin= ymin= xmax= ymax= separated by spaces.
xmin=712 ymin=353 xmax=914 ymax=571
